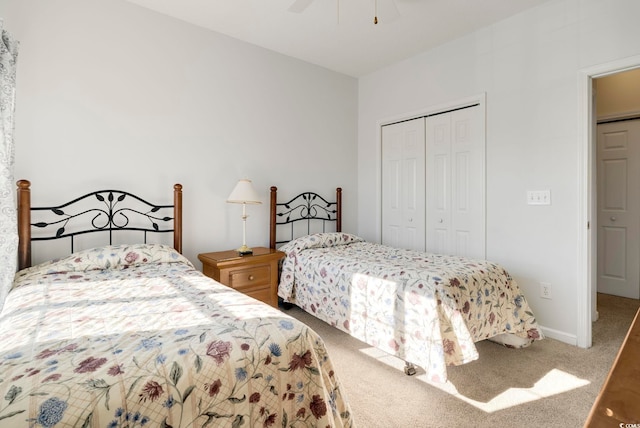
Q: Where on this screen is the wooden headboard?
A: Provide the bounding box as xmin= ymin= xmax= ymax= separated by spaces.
xmin=16 ymin=180 xmax=183 ymax=270
xmin=269 ymin=186 xmax=342 ymax=249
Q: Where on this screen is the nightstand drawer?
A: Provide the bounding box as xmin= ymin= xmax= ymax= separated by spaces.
xmin=198 ymin=247 xmax=285 ymax=308
xmin=229 ymin=265 xmax=271 ymax=290
xmin=243 ymin=287 xmax=272 ymax=304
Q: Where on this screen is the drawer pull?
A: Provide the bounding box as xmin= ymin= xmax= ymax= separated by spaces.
xmin=248 ymin=275 xmax=255 ymax=281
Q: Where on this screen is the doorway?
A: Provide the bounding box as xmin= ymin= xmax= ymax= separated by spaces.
xmin=578 ymin=57 xmax=640 ymax=348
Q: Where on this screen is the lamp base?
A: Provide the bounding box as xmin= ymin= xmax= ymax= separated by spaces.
xmin=237 ymin=245 xmax=253 ymax=256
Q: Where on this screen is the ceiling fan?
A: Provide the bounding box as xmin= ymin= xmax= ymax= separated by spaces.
xmin=288 ymin=0 xmax=399 ymax=24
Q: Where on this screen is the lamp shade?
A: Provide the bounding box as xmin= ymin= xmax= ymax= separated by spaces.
xmin=227 ymin=179 xmax=262 ymax=204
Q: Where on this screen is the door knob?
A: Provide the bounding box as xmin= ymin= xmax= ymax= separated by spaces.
xmin=438 ymin=219 xmax=443 ymax=223
xmin=610 ymin=216 xmax=617 ymax=221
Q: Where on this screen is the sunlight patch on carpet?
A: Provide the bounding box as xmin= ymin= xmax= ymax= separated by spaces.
xmin=358 ymin=347 xmax=590 ymax=412
xmin=421 ymin=368 xmax=591 ymax=412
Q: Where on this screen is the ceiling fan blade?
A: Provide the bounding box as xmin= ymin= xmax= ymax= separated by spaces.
xmin=288 ymin=0 xmax=315 ymax=13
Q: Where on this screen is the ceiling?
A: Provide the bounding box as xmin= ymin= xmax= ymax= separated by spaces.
xmin=123 ymin=0 xmax=553 ymax=77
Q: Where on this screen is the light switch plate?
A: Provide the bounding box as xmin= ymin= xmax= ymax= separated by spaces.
xmin=527 ymin=190 xmax=551 ymax=205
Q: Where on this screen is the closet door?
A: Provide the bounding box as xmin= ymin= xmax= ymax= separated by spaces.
xmin=381 ymin=117 xmax=426 ymax=251
xmin=425 ymin=113 xmax=451 ymax=254
xmin=426 ymin=107 xmax=485 ymax=259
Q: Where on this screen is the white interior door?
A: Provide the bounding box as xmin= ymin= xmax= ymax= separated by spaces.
xmin=426 ymin=106 xmax=485 ymax=259
xmin=381 ymin=117 xmax=426 ymax=251
xmin=597 ymin=119 xmax=640 ymax=299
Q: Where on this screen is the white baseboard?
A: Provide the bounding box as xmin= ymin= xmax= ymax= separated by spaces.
xmin=538 ymin=325 xmax=578 ymax=346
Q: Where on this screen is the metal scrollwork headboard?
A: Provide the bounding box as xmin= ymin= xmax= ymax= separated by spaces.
xmin=17 ymin=180 xmax=183 ymax=270
xmin=269 ymin=186 xmax=342 ymax=249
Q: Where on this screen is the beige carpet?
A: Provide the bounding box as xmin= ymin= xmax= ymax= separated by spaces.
xmin=286 ymin=293 xmax=639 ymax=428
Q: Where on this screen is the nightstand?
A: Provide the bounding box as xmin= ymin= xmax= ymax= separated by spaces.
xmin=198 ymin=247 xmax=285 ymax=308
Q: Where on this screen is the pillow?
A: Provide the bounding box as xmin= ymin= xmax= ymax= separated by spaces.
xmin=278 ymin=232 xmax=364 ymax=254
xmin=15 ymin=244 xmax=191 ymax=281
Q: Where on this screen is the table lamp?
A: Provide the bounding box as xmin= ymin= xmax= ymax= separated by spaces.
xmin=227 ymin=179 xmax=261 ymax=255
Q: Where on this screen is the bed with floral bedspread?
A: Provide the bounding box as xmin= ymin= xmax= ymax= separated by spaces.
xmin=0 ymin=244 xmax=353 ymax=427
xmin=278 ymin=233 xmax=543 ymax=383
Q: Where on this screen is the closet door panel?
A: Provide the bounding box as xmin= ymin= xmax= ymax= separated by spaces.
xmin=426 ymin=106 xmax=485 ymax=259
xmin=427 ymin=114 xmax=452 ymax=254
xmin=382 ymin=117 xmax=426 ymax=250
xmin=451 ymin=108 xmax=485 ymax=259
xmin=382 ymin=132 xmax=403 ymax=249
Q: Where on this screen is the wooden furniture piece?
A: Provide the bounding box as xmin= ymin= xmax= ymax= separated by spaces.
xmin=198 ymin=247 xmax=284 ymax=308
xmin=16 ymin=179 xmax=182 ymax=270
xmin=269 ymin=186 xmax=341 ymax=249
xmin=585 ymin=307 xmax=640 ymax=426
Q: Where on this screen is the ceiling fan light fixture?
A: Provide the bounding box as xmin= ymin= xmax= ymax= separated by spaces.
xmin=374 ymin=0 xmax=400 ymax=25
xmin=288 ymin=0 xmax=398 ymax=25
xmin=374 ymin=0 xmax=378 ymax=24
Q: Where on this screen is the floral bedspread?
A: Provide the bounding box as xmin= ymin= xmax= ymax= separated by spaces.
xmin=278 ymin=233 xmax=543 ymax=383
xmin=0 ymin=244 xmax=353 ymax=427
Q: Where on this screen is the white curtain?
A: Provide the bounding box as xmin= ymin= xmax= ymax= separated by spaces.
xmin=0 ymin=19 xmax=19 ymax=312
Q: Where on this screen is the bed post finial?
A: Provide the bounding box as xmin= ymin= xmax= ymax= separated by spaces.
xmin=173 ymin=184 xmax=183 ymax=254
xmin=270 ymin=186 xmax=278 ymax=249
xmin=17 ymin=179 xmax=32 ymax=270
xmin=336 ymin=187 xmax=342 ymax=233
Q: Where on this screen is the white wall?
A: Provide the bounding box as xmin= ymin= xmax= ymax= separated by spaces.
xmin=1 ymin=0 xmax=358 ymax=266
xmin=358 ymin=0 xmax=640 ymax=343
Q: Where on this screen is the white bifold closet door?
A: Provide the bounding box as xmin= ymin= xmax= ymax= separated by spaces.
xmin=381 ymin=105 xmax=485 ymax=259
xmin=426 ymin=107 xmax=485 ymax=259
xmin=381 ymin=117 xmax=426 ymax=251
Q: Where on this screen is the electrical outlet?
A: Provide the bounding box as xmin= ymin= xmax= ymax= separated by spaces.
xmin=540 ymin=282 xmax=552 ymax=299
